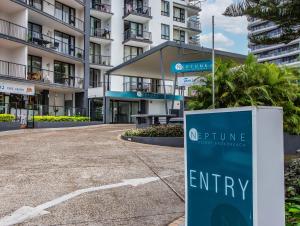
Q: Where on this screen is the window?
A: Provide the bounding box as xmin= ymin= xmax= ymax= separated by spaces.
xmin=27 ymin=55 xmax=42 ymax=78
xmin=161 ymin=0 xmax=169 ymax=16
xmin=55 ymin=1 xmax=75 ymax=26
xmin=90 ymin=42 xmax=102 ymax=64
xmin=89 ymin=68 xmax=102 ymax=88
xmin=124 ymin=21 xmax=144 ymax=39
xmin=161 ymin=24 xmax=170 ymax=40
xmin=173 ymin=29 xmax=185 ymax=43
xmin=124 ymin=45 xmax=143 ymax=62
xmin=54 ymin=31 xmax=75 ymax=56
xmin=173 ymin=7 xmax=185 ymax=23
xmin=54 ymin=61 xmax=75 ymax=86
xmin=90 ymin=16 xmax=101 ymax=37
xmin=28 ymin=22 xmax=42 ymax=41
xmin=29 ymin=0 xmax=43 ymax=10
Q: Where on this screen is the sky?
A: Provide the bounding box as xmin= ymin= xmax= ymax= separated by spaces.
xmin=199 ymin=0 xmax=249 ymax=55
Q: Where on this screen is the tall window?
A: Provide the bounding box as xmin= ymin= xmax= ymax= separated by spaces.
xmin=90 ymin=69 xmax=102 ymax=88
xmin=28 ymin=22 xmax=42 ymax=41
xmin=173 ymin=7 xmax=185 ymax=23
xmin=161 ymin=0 xmax=169 ymax=16
xmin=90 ymin=42 xmax=102 ymax=64
xmin=90 ymin=16 xmax=102 ymax=37
xmin=124 ymin=45 xmax=143 ymax=62
xmin=161 ymin=24 xmax=170 ymax=40
xmin=54 ymin=31 xmax=75 ymax=56
xmin=173 ymin=29 xmax=185 ymax=43
xmin=55 ymin=1 xmax=75 ymax=26
xmin=54 ymin=61 xmax=75 ymax=86
xmin=27 ymin=55 xmax=42 ymax=78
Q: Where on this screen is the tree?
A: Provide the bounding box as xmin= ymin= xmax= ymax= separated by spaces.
xmin=223 ymin=0 xmax=300 ymax=45
xmin=188 ymin=55 xmax=300 ymax=134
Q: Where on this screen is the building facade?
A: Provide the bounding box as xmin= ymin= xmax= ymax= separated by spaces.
xmin=88 ymin=0 xmax=202 ymax=123
xmin=248 ymin=18 xmax=300 ymax=67
xmin=0 ymin=0 xmax=201 ymax=124
xmin=0 ymin=0 xmax=86 ymax=123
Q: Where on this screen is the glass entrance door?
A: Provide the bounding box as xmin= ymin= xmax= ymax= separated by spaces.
xmin=111 ymin=100 xmax=139 ymax=123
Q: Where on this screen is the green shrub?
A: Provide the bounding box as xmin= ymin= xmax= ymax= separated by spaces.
xmin=33 ymin=116 xmax=90 ymax=122
xmin=0 ymin=114 xmax=15 ymax=122
xmin=188 ymin=54 xmax=300 ymax=135
xmin=124 ymin=125 xmax=183 ymax=137
xmin=285 ymin=159 xmax=300 ymax=225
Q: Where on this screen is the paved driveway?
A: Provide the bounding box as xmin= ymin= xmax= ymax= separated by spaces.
xmin=0 ymin=125 xmax=185 ymax=226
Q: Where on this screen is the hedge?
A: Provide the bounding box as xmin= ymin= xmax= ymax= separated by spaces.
xmin=285 ymin=159 xmax=300 ymax=225
xmin=0 ymin=114 xmax=15 ymax=122
xmin=33 ymin=116 xmax=90 ymax=122
xmin=124 ymin=125 xmax=184 ymax=137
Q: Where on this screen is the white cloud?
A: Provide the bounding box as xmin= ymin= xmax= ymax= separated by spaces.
xmin=201 ymin=32 xmax=234 ymax=51
xmin=200 ymin=0 xmax=248 ymax=35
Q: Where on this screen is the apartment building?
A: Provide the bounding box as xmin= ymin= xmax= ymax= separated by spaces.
xmin=0 ymin=0 xmax=201 ymax=124
xmin=248 ymin=18 xmax=300 ymax=67
xmin=88 ymin=0 xmax=202 ymax=123
xmin=0 ymin=0 xmax=86 ymax=121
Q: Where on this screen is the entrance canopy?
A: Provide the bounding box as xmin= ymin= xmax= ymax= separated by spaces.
xmin=108 ymin=41 xmax=246 ymax=80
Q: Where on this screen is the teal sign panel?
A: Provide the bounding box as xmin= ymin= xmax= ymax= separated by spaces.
xmin=106 ymin=91 xmax=184 ymax=101
xmin=171 ymin=60 xmax=212 ymax=73
xmin=185 ymin=111 xmax=253 ymax=226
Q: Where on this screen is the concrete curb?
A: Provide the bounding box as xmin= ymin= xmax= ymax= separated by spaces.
xmin=0 ymin=124 xmax=107 ymax=137
xmin=168 ymin=216 xmax=185 ymax=226
xmin=121 ymin=135 xmax=184 ymax=148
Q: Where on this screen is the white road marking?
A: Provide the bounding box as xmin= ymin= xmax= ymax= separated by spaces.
xmin=0 ymin=176 xmax=159 ymax=226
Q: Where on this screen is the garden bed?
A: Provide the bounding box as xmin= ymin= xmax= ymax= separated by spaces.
xmin=34 ymin=121 xmax=102 ymax=129
xmin=121 ymin=135 xmax=184 ymax=147
xmin=122 ymin=125 xmax=184 ymax=147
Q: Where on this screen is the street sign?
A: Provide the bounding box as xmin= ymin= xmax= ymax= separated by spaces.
xmin=171 ymin=60 xmax=212 ymax=73
xmin=185 ymin=107 xmax=285 ymax=226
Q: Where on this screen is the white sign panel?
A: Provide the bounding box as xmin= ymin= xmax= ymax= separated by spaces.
xmin=178 ymin=76 xmax=207 ymax=87
xmin=0 ymin=80 xmax=35 ymax=96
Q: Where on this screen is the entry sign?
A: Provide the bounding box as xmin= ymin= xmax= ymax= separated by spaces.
xmin=185 ymin=107 xmax=285 ymax=226
xmin=171 ymin=60 xmax=212 ymax=73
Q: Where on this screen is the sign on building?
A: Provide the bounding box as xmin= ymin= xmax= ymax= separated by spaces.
xmin=171 ymin=60 xmax=212 ymax=73
xmin=0 ymin=80 xmax=35 ymax=96
xmin=178 ymin=76 xmax=207 ymax=87
xmin=185 ymin=107 xmax=285 ymax=226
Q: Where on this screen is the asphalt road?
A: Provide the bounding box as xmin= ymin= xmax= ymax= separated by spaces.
xmin=0 ymin=125 xmax=185 ymax=226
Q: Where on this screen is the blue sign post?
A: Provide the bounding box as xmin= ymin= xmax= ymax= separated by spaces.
xmin=185 ymin=107 xmax=285 ymax=226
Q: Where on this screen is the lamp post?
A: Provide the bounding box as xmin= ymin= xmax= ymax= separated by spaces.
xmin=212 ymin=15 xmax=215 ymax=109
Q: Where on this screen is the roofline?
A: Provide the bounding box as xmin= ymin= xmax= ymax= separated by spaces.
xmin=107 ymin=41 xmax=247 ymax=74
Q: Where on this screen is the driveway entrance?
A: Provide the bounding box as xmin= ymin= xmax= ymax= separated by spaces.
xmin=0 ymin=125 xmax=185 ymax=225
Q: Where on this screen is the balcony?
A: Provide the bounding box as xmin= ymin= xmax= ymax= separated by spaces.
xmin=187 ymin=19 xmax=201 ymax=32
xmin=123 ymin=4 xmax=152 ymax=23
xmin=89 ymin=55 xmax=112 ymax=69
xmin=123 ymin=82 xmax=173 ymax=94
xmin=0 ymin=60 xmax=84 ymax=89
xmin=123 ymin=29 xmax=152 ymax=47
xmin=0 ymin=18 xmax=84 ymax=61
xmin=90 ymin=2 xmax=113 ymax=19
xmin=90 ymin=27 xmax=113 ymax=45
xmin=186 ymin=0 xmax=201 ymax=12
xmin=15 ymin=0 xmax=84 ymax=32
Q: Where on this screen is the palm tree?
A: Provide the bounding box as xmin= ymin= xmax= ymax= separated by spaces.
xmin=223 ymin=0 xmax=300 ymax=45
xmin=188 ymin=55 xmax=300 ymax=134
